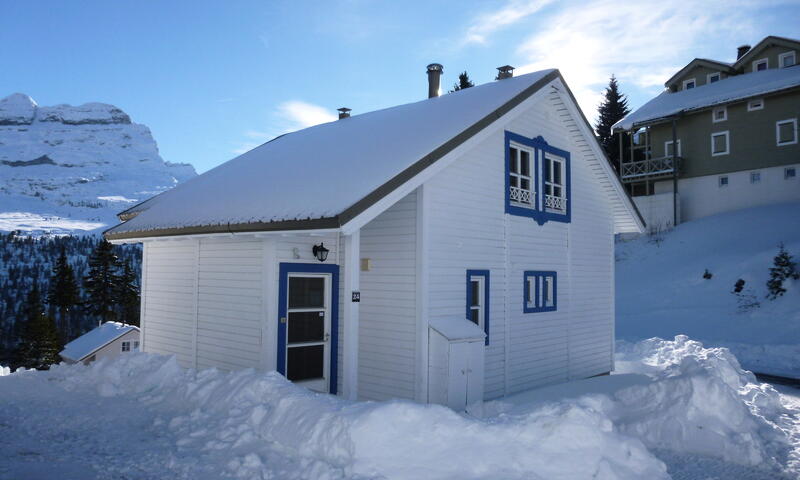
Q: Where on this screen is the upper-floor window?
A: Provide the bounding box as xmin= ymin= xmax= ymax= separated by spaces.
xmin=776 ymin=119 xmax=798 ymax=146
xmin=505 ymin=132 xmax=571 ymax=225
xmin=543 ymin=153 xmax=566 ymax=212
xmin=121 ymin=341 xmax=131 ymax=352
xmin=779 ymin=51 xmax=796 ymax=68
xmin=707 ymin=72 xmax=721 ymax=84
xmin=665 ymin=139 xmax=682 ymax=157
xmin=683 ymin=78 xmax=696 ymax=90
xmin=524 ymin=271 xmax=557 ymax=313
xmin=508 ymin=145 xmax=534 ymax=207
xmin=748 ymin=99 xmax=764 ymax=111
xmin=712 ymin=106 xmax=727 ymax=123
xmin=711 ymin=131 xmax=730 ymax=156
xmin=753 ymin=58 xmax=768 ymax=72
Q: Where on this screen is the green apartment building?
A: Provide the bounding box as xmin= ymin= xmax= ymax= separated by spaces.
xmin=613 ymin=36 xmax=800 ymax=229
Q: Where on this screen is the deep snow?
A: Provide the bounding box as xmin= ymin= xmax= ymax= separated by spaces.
xmin=616 ymin=201 xmax=800 ymax=377
xmin=1 ymin=337 xmax=798 ymax=479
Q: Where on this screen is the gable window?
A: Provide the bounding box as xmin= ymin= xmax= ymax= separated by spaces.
xmin=664 ymin=139 xmax=682 ymax=157
xmin=543 ymin=153 xmax=567 ymax=212
xmin=753 ymin=58 xmax=768 ymax=72
xmin=121 ymin=341 xmax=131 ymax=352
xmin=682 ymin=78 xmax=696 ymax=90
xmin=707 ymin=72 xmax=721 ymax=84
xmin=712 ymin=106 xmax=727 ymax=123
xmin=508 ymin=145 xmax=534 ymax=207
xmin=750 ymin=172 xmax=761 ymax=184
xmin=524 ymin=271 xmax=557 ymax=313
xmin=466 ymin=270 xmax=490 ymax=344
xmin=747 ymin=99 xmax=764 ymax=111
xmin=711 ymin=131 xmax=730 ymax=156
xmin=505 ymin=132 xmax=571 ymax=225
xmin=779 ymin=51 xmax=796 ymax=68
xmin=776 ymin=119 xmax=798 ymax=146
xmin=786 ymin=167 xmax=797 ymax=179
xmin=718 ymin=175 xmax=729 ymax=187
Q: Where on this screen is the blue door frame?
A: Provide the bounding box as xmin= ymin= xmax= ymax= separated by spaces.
xmin=277 ymin=262 xmax=339 ymax=395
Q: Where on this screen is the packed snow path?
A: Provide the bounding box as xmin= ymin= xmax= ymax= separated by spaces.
xmin=1 ymin=336 xmax=799 ymax=480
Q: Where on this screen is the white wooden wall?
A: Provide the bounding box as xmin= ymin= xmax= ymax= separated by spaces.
xmin=357 ymin=192 xmax=417 ymax=401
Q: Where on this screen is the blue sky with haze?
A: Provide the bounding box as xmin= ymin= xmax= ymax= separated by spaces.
xmin=2 ymin=1 xmax=798 ymax=173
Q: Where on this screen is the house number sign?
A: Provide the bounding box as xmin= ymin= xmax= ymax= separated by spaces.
xmin=351 ymin=291 xmax=361 ymax=302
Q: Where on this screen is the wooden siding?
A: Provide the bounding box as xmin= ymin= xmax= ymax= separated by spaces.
xmin=358 ymin=192 xmax=417 ymax=401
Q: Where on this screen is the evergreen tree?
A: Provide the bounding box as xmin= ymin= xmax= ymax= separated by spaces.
xmin=595 ymin=75 xmax=631 ymax=172
xmin=13 ymin=285 xmax=62 ymax=369
xmin=83 ymin=239 xmax=120 ymax=323
xmin=116 ymin=259 xmax=141 ymax=326
xmin=450 ymin=71 xmax=475 ymax=92
xmin=766 ymin=243 xmax=799 ymax=299
xmin=47 ymin=247 xmax=81 ymax=339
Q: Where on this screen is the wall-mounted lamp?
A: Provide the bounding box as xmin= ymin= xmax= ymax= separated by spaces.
xmin=312 ymin=243 xmax=329 ymax=262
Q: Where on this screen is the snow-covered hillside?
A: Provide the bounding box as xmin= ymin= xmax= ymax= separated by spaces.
xmin=0 ymin=93 xmax=196 ymax=235
xmin=616 ymin=202 xmax=800 ymax=377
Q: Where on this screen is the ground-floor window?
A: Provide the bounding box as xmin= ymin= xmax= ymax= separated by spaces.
xmin=466 ymin=270 xmax=490 ymax=344
xmin=524 ymin=271 xmax=557 ymax=313
xmin=121 ymin=341 xmax=131 ymax=352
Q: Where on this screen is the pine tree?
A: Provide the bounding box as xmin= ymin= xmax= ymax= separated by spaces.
xmin=116 ymin=259 xmax=141 ymax=327
xmin=451 ymin=71 xmax=475 ymax=92
xmin=13 ymin=285 xmax=62 ymax=370
xmin=595 ymin=75 xmax=631 ymax=172
xmin=766 ymin=243 xmax=799 ymax=299
xmin=47 ymin=247 xmax=80 ymax=340
xmin=83 ymin=239 xmax=120 ymax=323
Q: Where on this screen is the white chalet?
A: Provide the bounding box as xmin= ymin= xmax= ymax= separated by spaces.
xmin=105 ymin=66 xmax=644 ymax=410
xmin=60 ymin=322 xmax=140 ymax=365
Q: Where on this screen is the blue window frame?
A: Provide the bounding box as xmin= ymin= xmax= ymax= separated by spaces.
xmin=466 ymin=270 xmax=490 ymax=345
xmin=505 ymin=132 xmax=571 ymax=225
xmin=524 ymin=271 xmax=557 ymax=313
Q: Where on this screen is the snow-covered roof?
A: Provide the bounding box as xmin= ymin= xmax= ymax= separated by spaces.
xmin=106 ymin=68 xmax=643 ymax=239
xmin=614 ymin=65 xmax=800 ymax=131
xmin=60 ymin=322 xmax=139 ymax=361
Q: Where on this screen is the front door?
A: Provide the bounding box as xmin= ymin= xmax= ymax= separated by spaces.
xmin=278 ymin=263 xmax=339 ymax=394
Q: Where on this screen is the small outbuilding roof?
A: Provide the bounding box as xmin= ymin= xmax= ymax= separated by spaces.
xmin=60 ymin=322 xmax=139 ymax=362
xmin=106 ymin=68 xmax=643 ymax=239
xmin=613 ymin=65 xmax=800 ymax=131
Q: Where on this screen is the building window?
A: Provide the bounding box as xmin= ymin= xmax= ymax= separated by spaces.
xmin=750 ymin=172 xmax=761 ymax=184
xmin=711 ymin=131 xmax=730 ymax=156
xmin=508 ymin=145 xmax=534 ymax=207
xmin=747 ymin=99 xmax=764 ymax=111
xmin=664 ymin=139 xmax=682 ymax=157
xmin=718 ymin=176 xmax=729 ymax=187
xmin=544 ymin=153 xmax=567 ymax=212
xmin=134 ymin=341 xmax=140 ymax=350
xmin=779 ymin=51 xmax=796 ymax=68
xmin=712 ymin=106 xmax=727 ymax=123
xmin=776 ymin=119 xmax=798 ymax=146
xmin=121 ymin=341 xmax=131 ymax=352
xmin=466 ymin=270 xmax=490 ymax=345
xmin=785 ymin=167 xmax=797 ymax=179
xmin=707 ymin=72 xmax=721 ymax=84
xmin=753 ymin=58 xmax=768 ymax=72
xmin=682 ymin=78 xmax=696 ymax=90
xmin=505 ymin=132 xmax=571 ymax=225
xmin=524 ymin=271 xmax=557 ymax=313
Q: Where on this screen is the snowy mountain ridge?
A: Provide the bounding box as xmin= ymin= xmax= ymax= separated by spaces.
xmin=0 ymin=93 xmax=196 ymax=235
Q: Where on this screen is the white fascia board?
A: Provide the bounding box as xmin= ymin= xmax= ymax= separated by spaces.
xmin=108 ymin=228 xmax=341 ymax=245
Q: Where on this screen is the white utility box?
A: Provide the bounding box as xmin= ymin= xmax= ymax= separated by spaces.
xmin=428 ymin=317 xmax=485 ymax=411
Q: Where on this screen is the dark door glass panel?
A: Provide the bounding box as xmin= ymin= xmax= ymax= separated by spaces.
xmin=288 ymin=311 xmax=325 ymax=343
xmin=470 ymin=280 xmax=480 ymax=306
xmin=288 ymin=277 xmax=325 ymax=308
xmin=287 ymin=345 xmax=324 ymax=381
xmin=470 ymin=308 xmax=479 ymax=325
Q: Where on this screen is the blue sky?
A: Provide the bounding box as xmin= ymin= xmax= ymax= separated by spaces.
xmin=2 ymin=1 xmax=798 ymax=173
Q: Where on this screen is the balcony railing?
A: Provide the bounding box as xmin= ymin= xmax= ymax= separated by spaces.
xmin=510 ymin=186 xmax=533 ymax=206
xmin=544 ymin=194 xmax=567 ymax=211
xmin=620 ymin=156 xmax=681 ymax=182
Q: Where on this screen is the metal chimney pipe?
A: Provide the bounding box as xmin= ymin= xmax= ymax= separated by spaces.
xmin=737 ymin=45 xmax=751 ymax=59
xmin=337 ymin=107 xmax=351 ymax=119
xmin=426 ymin=63 xmax=443 ymax=98
xmin=496 ymin=65 xmax=515 ymax=80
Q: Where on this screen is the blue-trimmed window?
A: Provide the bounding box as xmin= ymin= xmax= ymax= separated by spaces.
xmin=504 ymin=132 xmax=571 ymax=225
xmin=524 ymin=271 xmax=557 ymax=313
xmin=466 ymin=270 xmax=490 ymax=345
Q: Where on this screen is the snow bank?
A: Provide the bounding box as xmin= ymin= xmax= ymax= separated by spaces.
xmin=0 ymin=365 xmax=9 ymax=376
xmin=615 ymin=336 xmax=794 ymax=471
xmin=34 ymin=354 xmax=667 ymax=480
